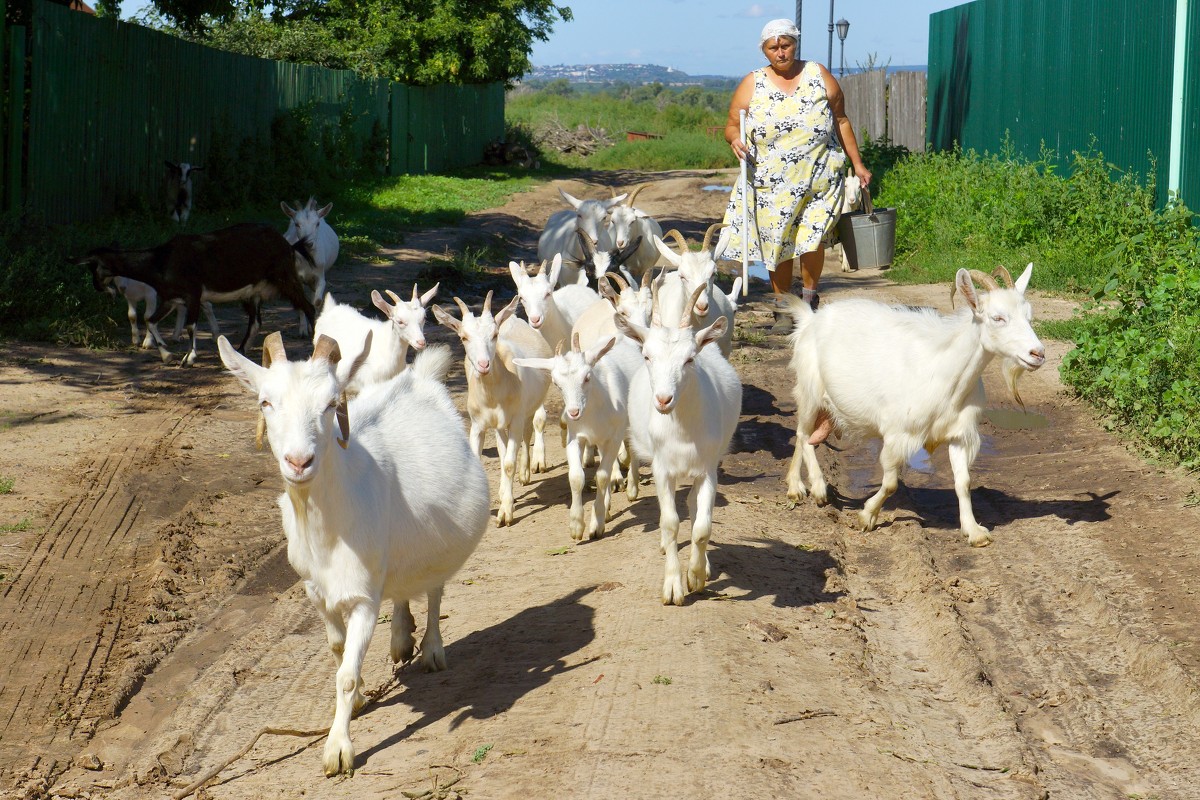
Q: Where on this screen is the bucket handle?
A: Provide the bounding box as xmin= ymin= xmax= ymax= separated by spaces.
xmin=859 ymin=182 xmax=875 ymax=217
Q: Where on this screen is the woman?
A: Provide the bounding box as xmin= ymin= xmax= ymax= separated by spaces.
xmin=721 ymin=18 xmax=872 ymax=313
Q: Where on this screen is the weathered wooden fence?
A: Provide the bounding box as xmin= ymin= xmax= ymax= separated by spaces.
xmin=841 ymin=70 xmax=928 ymax=152
xmin=3 ymin=1 xmax=504 ymax=224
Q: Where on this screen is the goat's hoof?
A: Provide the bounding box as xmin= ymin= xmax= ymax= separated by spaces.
xmin=496 ymin=506 xmax=514 ymax=527
xmin=686 ymin=568 xmax=706 ymax=593
xmin=391 ymin=639 xmax=415 ymax=665
xmin=569 ymin=521 xmax=585 ymax=541
xmin=857 ymin=510 xmax=879 ymax=532
xmin=323 ymin=734 xmax=355 ymax=777
xmin=419 ymin=647 xmax=447 ymax=672
xmin=785 ymin=491 xmax=803 ymax=510
xmin=662 ymin=576 xmax=687 ymax=606
xmin=967 ymin=527 xmax=993 ymax=548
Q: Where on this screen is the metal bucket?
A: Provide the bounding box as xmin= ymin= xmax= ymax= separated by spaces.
xmin=836 ymin=186 xmax=896 ymax=270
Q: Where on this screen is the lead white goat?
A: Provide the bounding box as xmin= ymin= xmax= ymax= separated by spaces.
xmin=432 ymin=292 xmax=552 ymax=526
xmin=537 ymin=187 xmax=627 ymax=287
xmin=615 ymin=284 xmax=743 ymax=605
xmin=218 ymin=332 xmax=489 ymax=777
xmin=515 ymin=332 xmax=641 ymax=542
xmin=781 ymin=263 xmax=1046 ymax=547
xmin=606 ymin=184 xmax=663 ymax=280
xmin=651 ymin=225 xmax=737 ymax=357
xmin=283 ymin=198 xmax=340 ymax=337
xmin=311 ymin=283 xmax=438 ymax=395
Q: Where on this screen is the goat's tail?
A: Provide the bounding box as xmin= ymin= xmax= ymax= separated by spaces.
xmin=411 ymin=344 xmax=455 ymax=385
xmin=773 ymin=292 xmax=815 ymax=335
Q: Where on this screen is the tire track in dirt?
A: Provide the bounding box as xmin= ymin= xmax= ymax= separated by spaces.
xmin=0 ymin=404 xmax=198 ymax=779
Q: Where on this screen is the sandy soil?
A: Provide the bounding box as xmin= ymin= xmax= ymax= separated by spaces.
xmin=2 ymin=171 xmax=1199 ymax=800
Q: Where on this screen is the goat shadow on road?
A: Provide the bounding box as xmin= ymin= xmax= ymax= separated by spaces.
xmin=885 ymin=484 xmax=1117 ymax=531
xmin=357 ymin=586 xmax=599 ymax=767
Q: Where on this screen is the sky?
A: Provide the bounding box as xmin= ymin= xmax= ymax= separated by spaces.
xmin=530 ymin=0 xmax=971 ymax=76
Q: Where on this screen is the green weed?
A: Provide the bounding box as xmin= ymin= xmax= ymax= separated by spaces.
xmin=0 ymin=518 xmax=31 ymax=533
xmin=652 ymin=675 xmax=672 ymax=685
xmin=0 ymin=476 xmax=13 ymax=494
xmin=471 ymin=743 xmax=494 ymax=764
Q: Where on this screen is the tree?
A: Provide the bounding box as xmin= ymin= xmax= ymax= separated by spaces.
xmin=162 ymin=0 xmax=572 ymax=85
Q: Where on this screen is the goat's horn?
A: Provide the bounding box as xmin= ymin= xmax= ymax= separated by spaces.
xmin=681 ymin=283 xmax=707 ymax=328
xmin=482 ymin=290 xmax=494 ymax=316
xmin=702 ymin=222 xmax=728 ymax=253
xmin=411 ymin=283 xmax=420 ymax=302
xmin=640 ymin=265 xmax=654 ymax=290
xmin=967 ymin=269 xmax=1000 ymax=291
xmin=572 ymin=331 xmax=582 ymax=353
xmin=312 ymin=334 xmax=342 ymax=365
xmin=383 ymin=289 xmax=402 ymax=307
xmin=453 ymin=296 xmax=471 ymax=318
xmin=606 ymin=270 xmax=629 ymax=291
xmin=554 ymin=340 xmax=563 ymax=357
xmin=992 ymin=265 xmax=1014 ymax=288
xmin=661 ymin=229 xmax=689 ymax=254
xmin=625 ymin=183 xmax=646 ymax=207
xmin=576 ymin=229 xmax=596 ymax=255
xmin=255 ymin=332 xmax=286 ymax=451
xmin=650 ymin=269 xmax=664 ymax=326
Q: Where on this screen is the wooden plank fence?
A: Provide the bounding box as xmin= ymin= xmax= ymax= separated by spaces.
xmin=4 ymin=1 xmax=504 ymax=224
xmin=840 ymin=70 xmax=927 ymax=152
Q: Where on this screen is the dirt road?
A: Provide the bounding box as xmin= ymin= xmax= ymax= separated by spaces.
xmin=2 ymin=172 xmax=1198 ymax=800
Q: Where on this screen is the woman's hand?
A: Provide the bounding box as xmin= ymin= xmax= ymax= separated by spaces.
xmin=730 ymin=137 xmax=753 ymax=162
xmin=855 ymin=166 xmax=873 ymax=188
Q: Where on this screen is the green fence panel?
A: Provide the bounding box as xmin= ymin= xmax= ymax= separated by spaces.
xmin=24 ymin=2 xmax=504 ymax=223
xmin=928 ymin=0 xmax=1183 ymax=208
xmin=1182 ymin=0 xmax=1200 ymax=210
xmin=5 ymin=25 xmax=22 ymax=212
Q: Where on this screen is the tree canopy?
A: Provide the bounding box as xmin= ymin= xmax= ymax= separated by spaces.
xmin=149 ymin=0 xmax=572 ymax=86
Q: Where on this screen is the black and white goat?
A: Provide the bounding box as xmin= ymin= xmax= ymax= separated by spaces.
xmin=165 ymin=161 xmax=203 ymax=224
xmin=76 ymin=223 xmax=315 ymax=366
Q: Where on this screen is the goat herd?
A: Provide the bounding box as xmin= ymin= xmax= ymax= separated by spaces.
xmin=74 ymin=180 xmax=1048 ymax=777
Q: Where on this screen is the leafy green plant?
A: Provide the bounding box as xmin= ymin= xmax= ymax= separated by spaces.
xmin=471 ymin=743 xmax=494 ymax=764
xmin=652 ymin=675 xmax=672 ymax=685
xmin=0 ymin=518 xmax=32 ymax=533
xmin=0 ymin=476 xmax=13 ymax=494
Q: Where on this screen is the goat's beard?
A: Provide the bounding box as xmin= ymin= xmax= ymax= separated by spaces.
xmin=1001 ymin=358 xmax=1028 ymax=411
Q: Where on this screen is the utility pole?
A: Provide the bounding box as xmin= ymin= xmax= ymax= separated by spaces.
xmin=795 ymin=1 xmax=803 ymax=50
xmin=826 ymin=0 xmax=835 ymax=68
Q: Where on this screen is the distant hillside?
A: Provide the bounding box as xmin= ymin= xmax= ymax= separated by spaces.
xmin=525 ymin=64 xmax=738 ymax=89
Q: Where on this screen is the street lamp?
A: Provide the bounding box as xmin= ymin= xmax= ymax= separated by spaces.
xmin=836 ymin=17 xmax=850 ymax=77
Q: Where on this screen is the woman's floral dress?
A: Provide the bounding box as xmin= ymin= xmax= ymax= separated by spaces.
xmin=721 ymin=61 xmax=847 ymax=269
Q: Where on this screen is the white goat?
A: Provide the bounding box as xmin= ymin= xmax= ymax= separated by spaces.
xmin=105 ymin=276 xmax=220 ymax=348
xmin=614 ymin=284 xmax=743 ymax=605
xmin=781 ymin=263 xmax=1046 ymax=547
xmin=217 ymin=332 xmax=489 ymax=777
xmin=606 ymin=184 xmax=664 ymax=280
xmin=515 ymin=332 xmax=641 ymax=542
xmin=571 ymin=270 xmax=655 ymax=350
xmin=573 ymin=230 xmax=645 ymax=288
xmin=651 ymin=225 xmax=738 ymax=357
xmin=283 ymin=198 xmax=340 ymax=337
xmin=432 ymin=292 xmax=552 ymax=526
xmin=165 ymin=161 xmax=202 ymax=224
xmin=510 ymin=253 xmax=600 ymax=354
xmin=311 ymin=283 xmax=438 ymax=395
xmin=537 ymin=187 xmax=627 ymax=287
xmin=838 ymin=174 xmax=863 ymax=272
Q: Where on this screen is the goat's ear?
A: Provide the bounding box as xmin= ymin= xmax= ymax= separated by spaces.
xmin=586 ymin=335 xmax=617 ymax=365
xmin=494 ymin=294 xmax=521 ymax=327
xmin=954 ymin=269 xmax=982 ymax=312
xmin=613 ymin=310 xmax=647 ymax=345
xmin=558 ymin=187 xmax=583 ymax=209
xmin=712 ymin=226 xmax=732 ymax=261
xmin=323 ymin=292 xmax=338 ymax=312
xmin=603 ymin=193 xmax=629 ymax=209
xmin=512 ymin=356 xmax=554 ymax=372
xmin=419 ymin=282 xmax=439 ymax=307
xmin=695 ymin=316 xmax=728 ymax=351
xmin=548 ymin=253 xmax=563 ymax=287
xmin=341 ymin=330 xmax=373 ymax=388
xmin=217 ymin=335 xmax=264 ymax=394
xmin=652 ymin=236 xmax=683 ymax=267
xmin=1014 ymin=262 xmax=1033 ymax=295
xmin=280 ymin=201 xmax=296 ymax=218
xmin=371 ymin=289 xmax=393 ymax=316
xmin=430 ymin=304 xmax=461 ymax=334
xmin=508 ymin=260 xmax=527 ymax=286
xmin=316 ymin=202 xmax=332 ymax=218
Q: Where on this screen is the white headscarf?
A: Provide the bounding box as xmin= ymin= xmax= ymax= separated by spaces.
xmin=760 ymin=19 xmax=800 ymax=46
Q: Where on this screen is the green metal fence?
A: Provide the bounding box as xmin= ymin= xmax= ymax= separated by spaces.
xmin=5 ymin=1 xmax=504 ymax=224
xmin=928 ymin=0 xmax=1196 ymax=209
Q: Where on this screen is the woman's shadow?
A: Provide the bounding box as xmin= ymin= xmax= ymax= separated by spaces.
xmin=357 ymin=586 xmax=598 ymax=767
